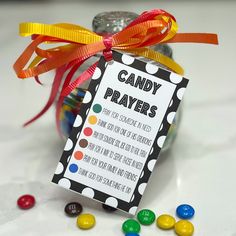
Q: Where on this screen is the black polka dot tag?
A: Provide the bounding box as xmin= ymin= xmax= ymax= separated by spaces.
xmin=52 ymin=50 xmax=189 ymax=215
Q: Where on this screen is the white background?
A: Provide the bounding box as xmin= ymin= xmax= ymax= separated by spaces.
xmin=0 ymin=0 xmax=235 ymax=235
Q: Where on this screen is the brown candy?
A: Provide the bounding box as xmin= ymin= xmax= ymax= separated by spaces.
xmin=64 ymin=202 xmax=83 ymax=217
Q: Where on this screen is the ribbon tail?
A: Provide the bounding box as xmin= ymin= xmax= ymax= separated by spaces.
xmin=34 ymin=76 xmax=43 ymax=85
xmin=126 ymin=48 xmax=184 ymax=75
xmin=23 ymin=65 xmax=66 ymax=127
xmin=56 ymin=62 xmax=97 ymax=135
xmin=55 ymin=62 xmax=84 ymax=136
xmin=167 ymin=33 xmax=219 ymax=45
xmin=61 ymin=62 xmax=98 ymax=98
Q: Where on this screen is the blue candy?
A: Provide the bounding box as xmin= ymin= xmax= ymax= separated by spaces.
xmin=64 ymin=111 xmax=76 ymax=125
xmin=176 ymin=204 xmax=195 ymax=219
xmin=125 ymin=234 xmax=140 ymax=236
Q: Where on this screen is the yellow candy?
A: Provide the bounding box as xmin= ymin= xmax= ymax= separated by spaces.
xmin=77 ymin=213 xmax=96 ymax=230
xmin=62 ymin=104 xmax=72 ymax=111
xmin=156 ymin=214 xmax=176 ymax=230
xmin=174 ymin=220 xmax=194 ymax=236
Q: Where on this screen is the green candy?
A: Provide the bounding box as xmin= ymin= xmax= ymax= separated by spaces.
xmin=122 ymin=219 xmax=141 ymax=234
xmin=137 ymin=209 xmax=156 ymax=225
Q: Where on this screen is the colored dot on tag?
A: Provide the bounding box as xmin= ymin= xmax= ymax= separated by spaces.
xmin=88 ymin=115 xmax=98 ymax=125
xmin=69 ymin=164 xmax=78 ymax=173
xmin=84 ymin=127 xmax=93 ymax=136
xmin=74 ymin=151 xmax=84 ymax=160
xmin=93 ymin=104 xmax=102 ymax=113
xmin=79 ymin=139 xmax=88 ymax=148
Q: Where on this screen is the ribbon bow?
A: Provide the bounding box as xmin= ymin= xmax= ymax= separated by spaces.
xmin=13 ymin=9 xmax=218 ymax=134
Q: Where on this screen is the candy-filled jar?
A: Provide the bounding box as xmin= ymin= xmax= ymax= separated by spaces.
xmin=59 ymin=11 xmax=182 ymax=152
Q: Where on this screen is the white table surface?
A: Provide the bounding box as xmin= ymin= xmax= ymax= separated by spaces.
xmin=0 ymin=1 xmax=236 ymax=235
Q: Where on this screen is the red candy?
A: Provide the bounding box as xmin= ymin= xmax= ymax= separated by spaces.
xmin=17 ymin=194 xmax=35 ymax=209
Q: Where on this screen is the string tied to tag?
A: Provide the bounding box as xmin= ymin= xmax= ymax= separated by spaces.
xmin=103 ymin=35 xmax=113 ymax=63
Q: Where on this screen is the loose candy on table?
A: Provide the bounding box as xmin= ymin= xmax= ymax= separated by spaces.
xmin=64 ymin=202 xmax=83 ymax=217
xmin=176 ymin=204 xmax=195 ymax=219
xmin=122 ymin=219 xmax=141 ymax=234
xmin=174 ymin=220 xmax=194 ymax=236
xmin=156 ymin=214 xmax=176 ymax=230
xmin=17 ymin=194 xmax=35 ymax=210
xmin=102 ymin=203 xmax=117 ymax=212
xmin=137 ymin=209 xmax=156 ymax=225
xmin=77 ymin=213 xmax=96 ymax=229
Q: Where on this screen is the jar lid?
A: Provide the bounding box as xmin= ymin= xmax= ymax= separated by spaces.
xmin=92 ymin=11 xmax=138 ymax=35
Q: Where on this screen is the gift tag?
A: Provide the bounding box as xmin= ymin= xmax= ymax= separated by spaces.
xmin=52 ymin=51 xmax=188 ymax=215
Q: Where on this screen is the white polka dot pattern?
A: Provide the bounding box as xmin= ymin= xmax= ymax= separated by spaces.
xmin=129 ymin=206 xmax=138 ymax=215
xmin=177 ymin=88 xmax=185 ymax=100
xmin=64 ymin=139 xmax=73 ymax=151
xmin=82 ymin=187 xmax=95 ymax=198
xmin=95 ymin=84 xmax=99 ymax=92
xmin=140 ymin=171 xmax=144 ymax=179
xmin=157 ymin=136 xmax=166 ymax=148
xmin=159 ymin=123 xmax=163 ymax=131
xmin=145 ymin=63 xmax=158 ymax=74
xmin=167 ymin=112 xmax=176 ymax=124
xmin=67 ymin=155 xmax=71 ymax=163
xmin=58 ymin=178 xmax=71 ymax=189
xmin=55 ymin=162 xmax=64 ymax=175
xmin=121 ymin=54 xmax=135 ymax=65
xmin=73 ymin=115 xmax=82 ymax=127
xmin=147 ymin=159 xmax=156 ymax=172
xmin=138 ymin=183 xmax=147 ymax=195
xmin=105 ymin=197 xmax=118 ymax=208
xmin=52 ymin=50 xmax=188 ymax=216
xmin=170 ymin=73 xmax=183 ymax=84
xmin=92 ymin=67 xmax=101 ymax=80
xmin=131 ymin=194 xmax=135 ymax=202
xmin=149 ymin=147 xmax=154 ymax=155
xmin=83 ymin=91 xmax=92 ymax=103
xmin=85 ymin=108 xmax=90 ymax=115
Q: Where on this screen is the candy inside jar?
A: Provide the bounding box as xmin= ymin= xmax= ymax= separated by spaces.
xmin=59 ymin=11 xmax=182 ymax=152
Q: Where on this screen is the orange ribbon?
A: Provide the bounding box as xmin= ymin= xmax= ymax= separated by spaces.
xmin=13 ymin=9 xmax=218 ymax=133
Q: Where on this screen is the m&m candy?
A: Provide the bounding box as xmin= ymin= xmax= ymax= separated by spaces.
xmin=122 ymin=219 xmax=141 ymax=234
xmin=77 ymin=213 xmax=96 ymax=229
xmin=156 ymin=214 xmax=176 ymax=230
xmin=64 ymin=202 xmax=83 ymax=217
xmin=176 ymin=204 xmax=195 ymax=219
xmin=174 ymin=220 xmax=194 ymax=236
xmin=17 ymin=194 xmax=35 ymax=210
xmin=137 ymin=209 xmax=156 ymax=225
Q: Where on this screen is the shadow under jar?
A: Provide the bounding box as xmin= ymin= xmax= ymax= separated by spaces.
xmin=59 ymin=11 xmax=182 ymax=153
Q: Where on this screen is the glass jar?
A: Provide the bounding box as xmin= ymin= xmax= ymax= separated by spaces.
xmin=59 ymin=11 xmax=182 ymax=152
